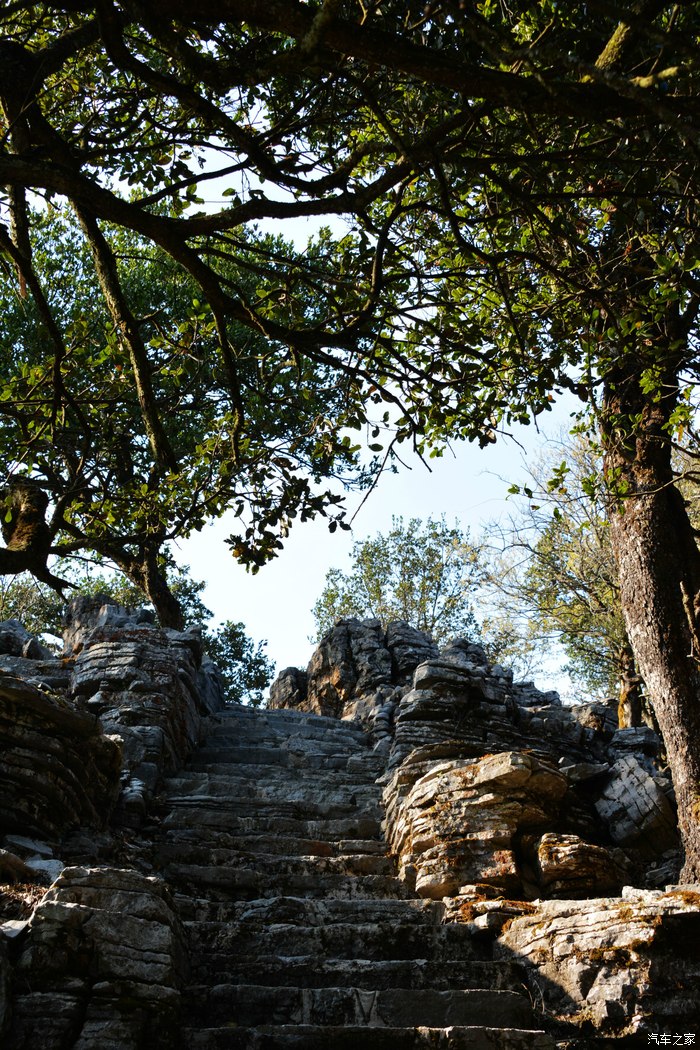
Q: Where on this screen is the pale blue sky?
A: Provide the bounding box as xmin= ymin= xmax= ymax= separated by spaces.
xmin=179 ymin=402 xmax=575 ymax=680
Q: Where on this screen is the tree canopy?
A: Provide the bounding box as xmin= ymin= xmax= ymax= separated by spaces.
xmin=4 ymin=3 xmax=700 ymax=874
xmin=312 ymin=515 xmax=482 ymax=644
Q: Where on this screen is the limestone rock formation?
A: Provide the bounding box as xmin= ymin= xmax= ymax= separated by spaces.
xmin=9 ymin=866 xmax=188 ymax=1050
xmin=498 ymin=887 xmax=700 ymax=1036
xmin=384 ymin=751 xmax=569 ymax=899
xmin=270 ymin=617 xmax=438 ymax=722
xmin=0 ymin=671 xmax=121 ymax=841
xmin=2 ymin=610 xmax=699 ymax=1047
xmin=66 ymin=595 xmax=225 ymax=824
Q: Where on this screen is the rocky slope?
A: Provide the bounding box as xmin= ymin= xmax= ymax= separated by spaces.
xmin=1 ymin=605 xmax=699 ymax=1047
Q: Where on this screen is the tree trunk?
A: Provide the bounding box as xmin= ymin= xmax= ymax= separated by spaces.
xmin=116 ymin=547 xmax=185 ymax=631
xmin=142 ymin=554 xmax=185 ymax=631
xmin=617 ymin=643 xmax=643 ymax=729
xmin=602 ymin=364 xmax=700 ymax=881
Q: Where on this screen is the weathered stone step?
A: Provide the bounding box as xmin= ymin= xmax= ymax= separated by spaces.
xmin=162 ymin=772 xmax=381 ymax=802
xmin=214 ymin=708 xmax=368 ymax=734
xmin=202 ymin=726 xmax=367 ymax=751
xmin=161 ymin=807 xmax=382 ymax=840
xmin=156 ymin=844 xmax=393 ymax=878
xmin=170 ymin=765 xmax=380 ymax=790
xmin=186 ymin=919 xmax=490 ymax=961
xmin=183 ymin=1025 xmax=557 ymax=1049
xmin=176 ymin=893 xmax=441 ymax=925
xmin=185 ymin=956 xmax=524 ymax=993
xmin=159 ymin=795 xmax=383 ymax=823
xmin=188 ymin=985 xmax=535 ymax=1029
xmin=186 ymin=753 xmax=376 ymax=774
xmin=161 ymin=829 xmax=386 ymax=858
xmin=162 ymin=863 xmax=411 ymax=899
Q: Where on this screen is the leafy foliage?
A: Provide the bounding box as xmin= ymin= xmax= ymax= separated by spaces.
xmin=483 ymin=437 xmax=630 ymax=698
xmin=3 ymin=1 xmax=700 ymax=867
xmin=313 ymin=516 xmax=482 ymax=645
xmin=203 ymin=620 xmax=274 ymax=708
xmin=3 ymin=3 xmax=697 ymax=626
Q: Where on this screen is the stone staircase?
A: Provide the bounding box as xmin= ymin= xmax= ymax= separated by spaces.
xmin=153 ymin=705 xmax=555 ymax=1049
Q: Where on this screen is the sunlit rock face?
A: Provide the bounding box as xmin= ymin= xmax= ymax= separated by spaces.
xmin=498 ymin=887 xmax=700 ymax=1037
xmin=269 ymin=617 xmax=438 ymax=722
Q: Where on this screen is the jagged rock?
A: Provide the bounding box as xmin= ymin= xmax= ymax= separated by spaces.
xmin=610 ymin=725 xmax=661 ymax=756
xmin=384 ymin=751 xmax=568 ymax=899
xmin=7 ymin=866 xmax=188 ymax=1050
xmin=268 ymin=666 xmax=309 ymax=710
xmin=0 ymin=652 xmax=70 ymax=694
xmin=594 ymin=754 xmax=679 ymax=856
xmin=271 ymin=620 xmax=440 ymax=723
xmin=385 ymin=622 xmax=439 ymax=680
xmin=305 ymin=619 xmax=392 ymax=717
xmin=498 ymin=887 xmax=700 ymax=1035
xmin=0 ymin=620 xmax=54 ymax=661
xmin=67 ymin=600 xmax=224 ymax=824
xmin=533 ymin=833 xmax=621 ymax=899
xmin=568 ymin=699 xmax=618 ymax=735
xmin=62 ymin=595 xmax=155 ymax=653
xmin=196 ymin=655 xmax=227 ymax=716
xmin=0 ymin=673 xmax=121 ymax=840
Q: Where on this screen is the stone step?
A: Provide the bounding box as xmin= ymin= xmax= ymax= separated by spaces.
xmin=161 ymin=828 xmax=386 ymax=858
xmin=214 ymin=709 xmax=368 ymax=734
xmin=185 ymin=956 xmax=525 ymax=993
xmin=187 ymin=985 xmax=535 ymax=1029
xmin=174 ymin=764 xmax=380 ymax=788
xmin=204 ymin=725 xmax=370 ymax=747
xmin=158 ymin=795 xmax=383 ymax=823
xmin=156 ymin=844 xmax=394 ymax=878
xmin=183 ymin=1025 xmax=557 ymax=1049
xmin=161 ymin=807 xmax=383 ymax=840
xmin=186 ymin=920 xmax=490 ymax=961
xmin=176 ymin=893 xmax=441 ymax=925
xmin=163 ymin=863 xmax=411 ymax=900
xmin=194 ymin=743 xmax=365 ymax=760
xmin=186 ymin=753 xmax=375 ymax=774
xmin=161 ymin=772 xmax=381 ymax=803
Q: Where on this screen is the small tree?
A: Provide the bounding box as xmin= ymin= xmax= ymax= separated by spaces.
xmin=483 ymin=436 xmax=641 ymax=716
xmin=312 ymin=516 xmax=482 ymax=646
xmin=203 ymin=621 xmax=274 ymax=708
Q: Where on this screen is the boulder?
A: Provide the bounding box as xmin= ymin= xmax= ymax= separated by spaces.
xmin=384 ymin=750 xmax=568 ymax=899
xmin=594 ymin=754 xmax=679 ymax=856
xmin=305 ymin=619 xmax=392 ymax=717
xmin=533 ymin=832 xmax=621 ymax=899
xmin=7 ymin=866 xmax=188 ymax=1050
xmin=498 ymin=887 xmax=700 ymax=1035
xmin=0 ymin=620 xmax=54 ymax=661
xmin=268 ymin=666 xmax=309 ymax=710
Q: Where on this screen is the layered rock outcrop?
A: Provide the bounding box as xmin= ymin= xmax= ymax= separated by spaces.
xmin=272 ymin=618 xmax=697 ymax=1040
xmin=2 ymin=609 xmax=699 ymax=1047
xmin=0 ymin=598 xmax=225 ymax=1048
xmin=9 ymin=866 xmax=188 ymax=1050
